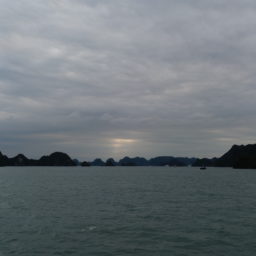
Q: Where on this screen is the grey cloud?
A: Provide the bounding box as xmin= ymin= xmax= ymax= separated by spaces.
xmin=1 ymin=0 xmax=256 ymax=159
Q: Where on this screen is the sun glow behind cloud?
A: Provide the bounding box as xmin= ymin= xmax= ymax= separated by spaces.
xmin=112 ymin=138 xmax=137 ymax=148
xmin=111 ymin=138 xmax=137 ymax=156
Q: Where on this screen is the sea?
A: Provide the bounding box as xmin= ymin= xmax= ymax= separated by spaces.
xmin=0 ymin=166 xmax=256 ymax=256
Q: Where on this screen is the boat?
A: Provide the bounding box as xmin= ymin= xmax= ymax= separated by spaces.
xmin=200 ymin=166 xmax=207 ymax=170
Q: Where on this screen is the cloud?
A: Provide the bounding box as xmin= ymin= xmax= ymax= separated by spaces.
xmin=1 ymin=0 xmax=256 ymax=159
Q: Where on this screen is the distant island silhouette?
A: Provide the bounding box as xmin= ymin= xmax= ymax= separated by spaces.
xmin=0 ymin=144 xmax=256 ymax=169
xmin=193 ymin=144 xmax=256 ymax=169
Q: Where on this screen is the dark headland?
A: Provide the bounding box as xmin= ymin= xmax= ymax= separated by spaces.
xmin=0 ymin=144 xmax=256 ymax=169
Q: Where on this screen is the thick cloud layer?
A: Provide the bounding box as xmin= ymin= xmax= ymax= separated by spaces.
xmin=1 ymin=0 xmax=256 ymax=160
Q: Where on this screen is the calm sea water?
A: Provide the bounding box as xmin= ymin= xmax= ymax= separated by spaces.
xmin=0 ymin=166 xmax=256 ymax=255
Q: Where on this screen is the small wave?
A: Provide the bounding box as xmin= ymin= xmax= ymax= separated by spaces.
xmin=88 ymin=226 xmax=96 ymax=231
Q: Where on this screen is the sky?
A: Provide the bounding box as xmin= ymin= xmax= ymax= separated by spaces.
xmin=1 ymin=0 xmax=256 ymax=160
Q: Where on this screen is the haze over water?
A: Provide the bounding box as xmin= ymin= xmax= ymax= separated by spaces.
xmin=0 ymin=166 xmax=255 ymax=255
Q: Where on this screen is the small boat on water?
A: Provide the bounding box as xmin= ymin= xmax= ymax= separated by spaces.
xmin=200 ymin=166 xmax=207 ymax=170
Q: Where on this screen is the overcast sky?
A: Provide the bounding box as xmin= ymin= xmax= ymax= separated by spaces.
xmin=1 ymin=0 xmax=256 ymax=160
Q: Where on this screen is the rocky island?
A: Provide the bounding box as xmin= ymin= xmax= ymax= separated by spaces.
xmin=0 ymin=143 xmax=256 ymax=168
